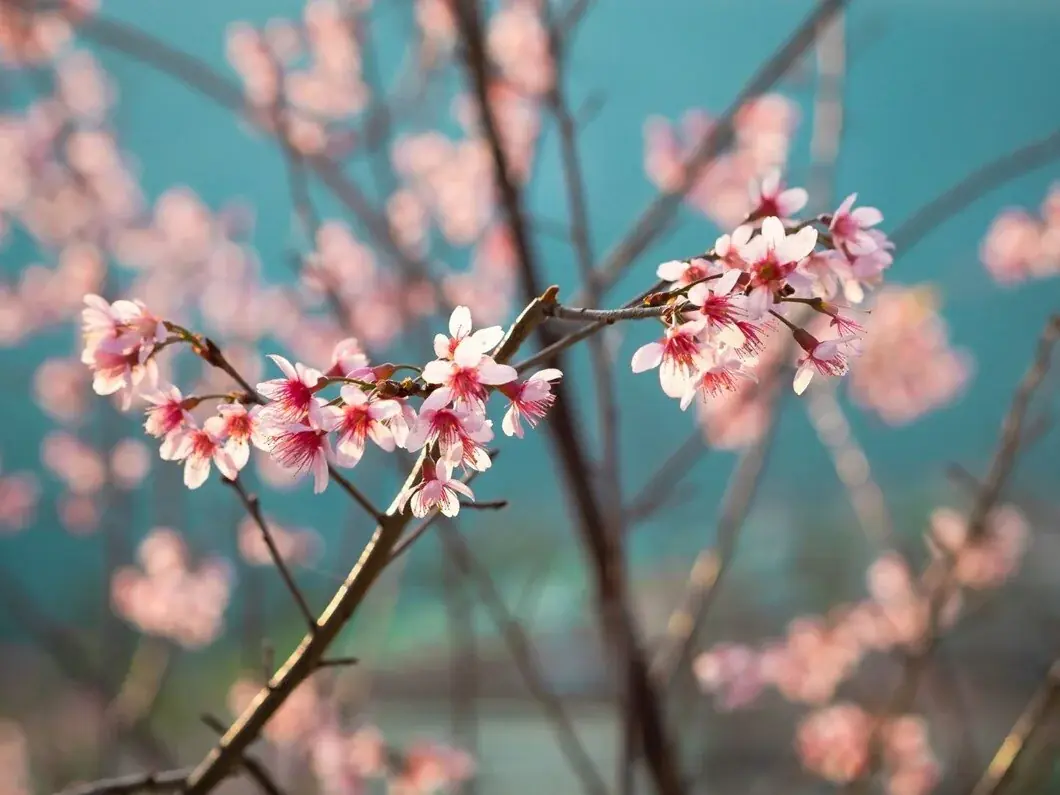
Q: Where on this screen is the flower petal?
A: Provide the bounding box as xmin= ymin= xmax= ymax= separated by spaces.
xmin=631 ymin=341 xmax=664 ymax=373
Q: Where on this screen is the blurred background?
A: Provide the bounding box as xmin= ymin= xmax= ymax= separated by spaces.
xmin=1 ymin=0 xmax=1059 ymax=793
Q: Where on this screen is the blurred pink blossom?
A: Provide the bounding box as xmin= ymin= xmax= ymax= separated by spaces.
xmin=928 ymin=504 xmax=1028 ymax=590
xmin=795 ymin=703 xmax=872 ymax=784
xmin=0 ymin=719 xmax=30 ymax=795
xmin=981 ymin=184 xmax=1060 ymax=284
xmin=237 ymin=514 xmax=320 ymax=567
xmin=487 ymin=1 xmax=554 ymax=96
xmin=41 ymin=431 xmax=106 ymax=495
xmin=33 ymin=357 xmax=89 ymax=423
xmin=0 ymin=466 xmax=39 ymax=533
xmin=58 ymin=493 xmax=99 ymax=535
xmin=111 ymin=527 xmax=234 ymax=648
xmin=846 ymin=286 xmax=972 ymax=426
xmin=109 ymin=437 xmax=151 ymax=489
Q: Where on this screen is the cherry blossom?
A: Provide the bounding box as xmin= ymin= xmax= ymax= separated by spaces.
xmin=433 ymin=305 xmax=506 ymax=361
xmin=680 ymin=349 xmax=755 ymax=410
xmin=0 ymin=464 xmax=39 ymax=533
xmin=238 ymin=515 xmax=320 ymax=567
xmin=749 ymin=169 xmax=807 ymax=220
xmin=421 ymin=339 xmax=516 ymax=412
xmin=795 ymin=703 xmax=872 ymax=784
xmin=142 ymin=384 xmax=192 ymax=460
xmin=687 ymin=270 xmax=747 ymax=345
xmin=265 ymin=400 xmax=343 ymax=494
xmin=172 ymin=417 xmax=239 ymax=489
xmin=397 ymin=453 xmax=475 ymax=518
xmin=334 ymin=386 xmax=401 ymax=467
xmin=404 ymin=389 xmax=494 ymax=472
xmin=792 ymin=329 xmax=860 ymax=395
xmin=829 ymin=193 xmax=885 ymax=255
xmin=214 ymin=402 xmax=268 ymax=470
xmin=390 ymin=741 xmax=476 ymax=795
xmin=497 ymin=368 xmax=562 ymax=437
xmin=738 ymin=216 xmax=818 ymax=318
xmin=256 ymin=354 xmax=323 ymax=423
xmin=631 ymin=319 xmax=708 ymax=398
xmin=656 ymin=256 xmax=713 ymax=289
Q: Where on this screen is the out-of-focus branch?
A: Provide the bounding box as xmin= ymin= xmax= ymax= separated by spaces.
xmin=452 ymin=2 xmax=684 ymax=792
xmin=650 ymin=388 xmax=784 ymax=685
xmin=970 ymin=660 xmax=1060 ymax=795
xmin=891 ymin=127 xmax=1060 ymax=253
xmin=844 ymin=315 xmax=1060 ymax=794
xmin=55 ymin=770 xmax=190 ymax=795
xmin=0 ymin=571 xmax=175 ymax=770
xmin=436 ymin=519 xmax=610 ymax=795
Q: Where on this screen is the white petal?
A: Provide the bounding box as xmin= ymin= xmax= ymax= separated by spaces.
xmin=631 ymin=341 xmax=664 ymax=373
xmin=528 ymin=368 xmax=563 ymax=383
xmin=433 ymin=333 xmax=451 ymax=360
xmin=778 ymin=188 xmax=808 ymax=216
xmin=732 ymin=224 xmax=754 ymax=248
xmin=469 ymin=326 xmax=505 ymax=353
xmin=449 ymin=306 xmax=472 ymax=338
xmin=793 ymin=364 xmax=815 ymax=395
xmin=714 ymin=269 xmax=742 ymax=296
xmin=656 ymin=260 xmax=686 ymax=281
xmin=439 ymin=488 xmax=460 ymax=517
xmin=225 ymin=439 xmax=251 ymax=470
xmin=184 ymin=459 xmax=211 ymax=489
xmin=761 ymin=216 xmax=785 ymax=248
xmin=779 ymin=226 xmax=818 ymax=263
xmin=501 ymin=405 xmax=522 ymax=438
xmin=421 ymin=359 xmax=454 ymax=385
xmin=340 ymin=385 xmax=368 ymax=405
xmin=214 ymin=449 xmax=239 ymax=481
xmin=454 ymin=338 xmax=484 ymax=368
xmin=311 ymin=453 xmax=330 ymax=494
xmin=659 ymin=360 xmax=691 ymax=399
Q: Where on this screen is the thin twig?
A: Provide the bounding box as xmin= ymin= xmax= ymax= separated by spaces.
xmin=200 ymin=714 xmax=285 ymax=795
xmin=225 ymin=477 xmax=317 ymax=632
xmin=316 ymin=656 xmax=360 ymax=669
xmin=54 ymin=770 xmax=190 ymax=795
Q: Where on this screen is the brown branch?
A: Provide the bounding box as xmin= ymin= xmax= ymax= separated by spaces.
xmin=200 ymin=714 xmax=285 ymax=795
xmin=436 ymin=519 xmax=610 ymax=795
xmin=183 ymin=290 xmax=557 ymax=794
xmin=453 ymin=2 xmax=684 ymax=793
xmin=54 ymin=770 xmax=190 ymax=795
xmin=224 ymin=477 xmax=317 ymax=632
xmin=970 ymin=660 xmax=1060 ymax=795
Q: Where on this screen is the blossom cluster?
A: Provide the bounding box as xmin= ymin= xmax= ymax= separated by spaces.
xmin=632 ymin=172 xmax=891 ymax=403
xmin=980 ymin=182 xmax=1060 ymax=285
xmin=692 ymin=505 xmax=1028 ymax=793
xmin=81 ymin=297 xmax=561 ymax=519
xmin=796 ymin=704 xmax=940 ymax=795
xmin=227 ymin=677 xmax=474 ymax=795
xmin=110 ymin=527 xmax=234 ymax=649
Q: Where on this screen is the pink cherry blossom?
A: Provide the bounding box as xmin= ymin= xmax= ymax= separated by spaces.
xmin=631 ymin=319 xmax=707 ymax=398
xmin=497 ymin=368 xmax=562 ymax=438
xmin=693 ymin=643 xmax=765 ymax=710
xmin=0 ymin=467 xmax=39 ymax=533
xmin=0 ymin=720 xmax=30 ymax=795
xmin=214 ymin=402 xmax=268 ymax=470
xmin=390 ymin=740 xmax=476 ymax=795
xmin=749 ymin=169 xmax=807 ymax=220
xmin=687 ymin=269 xmax=748 ymax=345
xmin=680 ymin=350 xmax=755 ymax=410
xmin=142 ymin=384 xmax=192 ymax=460
xmin=172 ymin=417 xmax=239 ymax=489
xmin=238 ymin=515 xmax=320 ymax=567
xmin=739 ymin=216 xmax=818 ymax=318
xmin=421 ymin=339 xmax=516 ymax=412
xmin=397 ymin=453 xmax=475 ymax=518
xmin=928 ymin=504 xmax=1028 ymax=590
xmin=256 ymin=354 xmax=323 ymax=423
xmin=656 ymin=256 xmax=713 ymax=289
xmin=325 ymin=336 xmax=370 ymax=378
xmin=334 ymin=386 xmax=401 ymax=467
xmin=81 ymin=293 xmax=165 ymax=409
xmin=795 ymin=703 xmax=872 ymax=784
xmin=792 ymin=329 xmax=860 ymax=395
xmin=847 ymin=287 xmax=972 ymax=426
xmin=404 ymin=389 xmax=493 ymax=472
xmin=265 ymin=400 xmax=342 ymax=494
xmin=433 ymin=305 xmax=506 ymax=361
xmin=110 ymin=438 xmax=151 ymax=489
xmin=830 ymin=193 xmax=885 ymax=255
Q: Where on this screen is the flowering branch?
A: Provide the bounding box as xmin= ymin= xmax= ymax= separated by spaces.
xmin=224 ymin=476 xmax=317 ymax=632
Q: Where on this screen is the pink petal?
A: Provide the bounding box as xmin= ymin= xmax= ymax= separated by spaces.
xmin=453 ymin=338 xmax=484 ymax=368
xmin=656 ymin=260 xmax=687 ymax=281
xmin=476 ymin=359 xmax=517 ymax=385
xmin=779 ymin=226 xmax=818 ymax=263
xmin=851 ymin=206 xmax=883 ymax=227
xmin=469 ymin=326 xmax=505 ymax=353
xmin=433 ymin=333 xmax=451 ymax=360
xmin=777 ymin=188 xmax=808 ymax=216
xmin=793 ymin=364 xmax=815 ymax=395
xmin=340 ymin=385 xmax=369 ymax=406
xmin=714 ymin=268 xmax=742 ymax=296
xmin=761 ymin=216 xmax=786 ymax=248
xmin=501 ymin=405 xmax=522 ymax=438
xmin=528 ymin=368 xmax=563 ymax=384
xmin=184 ymin=458 xmax=211 ymax=489
xmin=267 ymin=354 xmax=297 ymax=381
xmin=311 ymin=452 xmax=329 ymax=494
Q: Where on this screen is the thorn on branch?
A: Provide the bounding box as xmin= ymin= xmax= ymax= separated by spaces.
xmin=460 ymin=499 xmax=508 ymax=511
xmin=316 ymin=656 xmax=360 ymax=669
